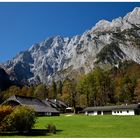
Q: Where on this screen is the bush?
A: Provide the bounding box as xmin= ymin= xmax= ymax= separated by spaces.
xmin=0 ymin=106 xmax=36 ymax=132
xmin=0 ymin=105 xmax=13 ymax=131
xmin=0 ymin=105 xmax=13 ymax=122
xmin=46 ymin=124 xmax=56 ymax=134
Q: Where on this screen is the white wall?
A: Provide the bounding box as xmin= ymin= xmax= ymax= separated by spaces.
xmin=85 ymin=109 xmax=135 ymax=115
xmin=112 ymin=110 xmax=135 ymax=115
xmin=85 ymin=111 xmax=97 ymax=115
xmin=85 ymin=111 xmax=105 ymax=115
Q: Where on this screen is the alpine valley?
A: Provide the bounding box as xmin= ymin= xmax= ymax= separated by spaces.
xmin=1 ymin=7 xmax=140 ymax=85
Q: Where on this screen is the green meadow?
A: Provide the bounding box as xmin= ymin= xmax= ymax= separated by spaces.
xmin=1 ymin=114 xmax=140 ymax=138
xmin=35 ymin=114 xmax=140 ymax=138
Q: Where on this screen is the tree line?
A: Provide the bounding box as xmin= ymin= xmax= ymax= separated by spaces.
xmin=1 ymin=61 xmax=140 ymax=113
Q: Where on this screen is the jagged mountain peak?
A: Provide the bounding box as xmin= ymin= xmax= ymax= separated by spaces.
xmin=2 ymin=7 xmax=140 ymax=85
xmin=90 ymin=7 xmax=140 ymax=33
xmin=127 ymin=7 xmax=140 ymax=17
xmin=125 ymin=7 xmax=140 ymax=25
xmin=92 ymin=19 xmax=111 ymax=31
xmin=29 ymin=35 xmax=70 ymax=52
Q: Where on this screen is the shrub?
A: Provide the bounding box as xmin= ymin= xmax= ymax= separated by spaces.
xmin=46 ymin=124 xmax=56 ymax=134
xmin=0 ymin=106 xmax=36 ymax=132
xmin=0 ymin=105 xmax=13 ymax=132
xmin=0 ymin=105 xmax=13 ymax=122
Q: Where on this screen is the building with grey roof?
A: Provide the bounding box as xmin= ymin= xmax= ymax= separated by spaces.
xmin=83 ymin=104 xmax=140 ymax=115
xmin=2 ymin=95 xmax=60 ymax=116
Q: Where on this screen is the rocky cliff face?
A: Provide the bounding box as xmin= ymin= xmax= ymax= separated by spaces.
xmin=2 ymin=7 xmax=140 ymax=85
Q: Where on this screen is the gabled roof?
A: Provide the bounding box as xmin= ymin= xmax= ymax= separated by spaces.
xmin=2 ymin=95 xmax=59 ymax=113
xmin=50 ymin=99 xmax=68 ymax=108
xmin=43 ymin=98 xmax=53 ymax=107
xmin=83 ymin=104 xmax=140 ymax=112
xmin=43 ymin=98 xmax=68 ymax=108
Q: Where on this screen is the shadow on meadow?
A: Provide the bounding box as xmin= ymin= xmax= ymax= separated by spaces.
xmin=0 ymin=129 xmax=63 ymax=136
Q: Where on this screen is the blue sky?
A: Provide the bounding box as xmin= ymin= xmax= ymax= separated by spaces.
xmin=0 ymin=2 xmax=140 ymax=63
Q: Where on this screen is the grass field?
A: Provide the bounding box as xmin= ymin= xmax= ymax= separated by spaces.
xmin=1 ymin=114 xmax=140 ymax=138
xmin=34 ymin=114 xmax=140 ymax=138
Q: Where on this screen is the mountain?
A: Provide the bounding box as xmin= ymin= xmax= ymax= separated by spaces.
xmin=2 ymin=7 xmax=140 ymax=85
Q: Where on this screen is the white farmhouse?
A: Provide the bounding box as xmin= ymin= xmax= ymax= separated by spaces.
xmin=83 ymin=104 xmax=140 ymax=115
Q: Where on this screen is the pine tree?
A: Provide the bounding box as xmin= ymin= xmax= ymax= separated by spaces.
xmin=34 ymin=84 xmax=48 ymax=100
xmin=52 ymin=80 xmax=57 ymax=99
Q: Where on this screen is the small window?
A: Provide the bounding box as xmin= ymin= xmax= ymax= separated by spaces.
xmin=114 ymin=111 xmax=116 ymax=113
xmin=120 ymin=111 xmax=122 ymax=113
xmin=117 ymin=111 xmax=119 ymax=113
xmin=127 ymin=110 xmax=129 ymax=113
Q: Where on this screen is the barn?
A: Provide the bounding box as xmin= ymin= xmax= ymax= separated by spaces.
xmin=83 ymin=104 xmax=140 ymax=115
xmin=2 ymin=95 xmax=60 ymax=116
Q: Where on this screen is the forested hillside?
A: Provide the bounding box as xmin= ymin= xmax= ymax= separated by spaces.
xmin=1 ymin=61 xmax=140 ymax=111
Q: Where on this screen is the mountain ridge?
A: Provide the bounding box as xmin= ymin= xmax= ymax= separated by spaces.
xmin=2 ymin=7 xmax=140 ymax=85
